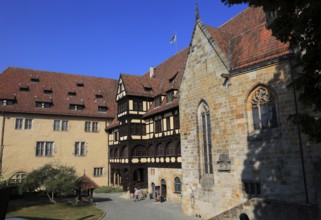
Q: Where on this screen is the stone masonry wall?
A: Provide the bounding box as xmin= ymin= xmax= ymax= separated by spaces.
xmin=179 ymin=22 xmax=321 ymax=219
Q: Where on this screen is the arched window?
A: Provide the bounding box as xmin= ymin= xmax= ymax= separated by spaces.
xmin=198 ymin=101 xmax=213 ymax=174
xmin=115 ymin=149 xmax=119 ymax=158
xmin=10 ymin=172 xmax=27 ymax=183
xmin=174 ymin=177 xmax=181 ymax=193
xmin=133 ymin=145 xmax=146 ymax=157
xmin=148 ymin=144 xmax=154 ymax=157
xmin=166 ymin=142 xmax=176 ymax=156
xmin=250 ymin=86 xmax=278 ymax=131
xmin=120 ymin=146 xmax=128 ymax=158
xmin=110 ymin=149 xmax=114 ymax=158
xmin=156 ymin=144 xmax=165 ymax=156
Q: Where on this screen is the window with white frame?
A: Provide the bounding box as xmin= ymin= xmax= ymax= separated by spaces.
xmin=36 ymin=141 xmax=54 ymax=157
xmin=53 ymin=120 xmax=60 ymax=131
xmin=74 ymin=141 xmax=86 ymax=156
xmin=85 ymin=121 xmax=91 ymax=132
xmin=15 ymin=118 xmax=32 ymax=130
xmin=10 ymin=172 xmax=27 ymax=183
xmin=93 ymin=167 xmax=103 ymax=177
xmin=62 ymin=120 xmax=68 ymax=131
xmin=92 ymin=122 xmax=99 ymax=132
xmin=24 ymin=119 xmax=32 ymax=129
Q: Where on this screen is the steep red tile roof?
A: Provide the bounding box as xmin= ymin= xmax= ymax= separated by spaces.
xmin=0 ymin=67 xmax=118 ymax=118
xmin=143 ymin=48 xmax=188 ymax=94
xmin=143 ymin=98 xmax=178 ymax=118
xmin=121 ymin=74 xmax=161 ymax=97
xmin=204 ymin=7 xmax=289 ymax=70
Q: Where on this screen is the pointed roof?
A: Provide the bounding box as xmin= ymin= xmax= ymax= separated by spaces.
xmin=76 ymin=174 xmax=99 ymax=189
xmin=199 ymin=7 xmax=289 ymax=71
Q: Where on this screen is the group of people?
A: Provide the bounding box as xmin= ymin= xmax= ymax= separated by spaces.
xmin=134 ymin=188 xmax=145 ymax=202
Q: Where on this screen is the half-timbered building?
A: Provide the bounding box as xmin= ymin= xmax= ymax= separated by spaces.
xmin=107 ymin=49 xmax=187 ymax=202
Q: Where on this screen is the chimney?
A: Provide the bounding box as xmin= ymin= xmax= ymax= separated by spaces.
xmin=149 ymin=66 xmax=154 ymax=78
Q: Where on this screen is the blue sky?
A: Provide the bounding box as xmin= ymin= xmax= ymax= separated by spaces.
xmin=0 ymin=0 xmax=247 ymax=79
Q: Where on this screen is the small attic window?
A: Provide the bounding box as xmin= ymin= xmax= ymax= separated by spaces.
xmin=69 ymin=104 xmax=84 ymax=111
xmin=76 ymin=82 xmax=84 ymax=87
xmin=30 ymin=77 xmax=40 ymax=82
xmin=43 ymin=88 xmax=53 ymax=94
xmin=95 ymin=94 xmax=103 ymax=99
xmin=144 ymin=86 xmax=152 ymax=92
xmin=19 ymin=85 xmax=29 ymax=92
xmin=68 ymin=91 xmax=76 ymax=96
xmin=155 ymin=96 xmax=162 ymax=107
xmin=35 ymin=101 xmax=51 ymax=108
xmin=0 ymin=99 xmax=14 ymax=106
xmin=98 ymin=106 xmax=108 ymax=112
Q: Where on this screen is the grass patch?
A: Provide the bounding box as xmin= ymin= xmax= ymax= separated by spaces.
xmin=94 ymin=186 xmax=122 ymax=193
xmin=6 ymin=199 xmax=104 ymax=220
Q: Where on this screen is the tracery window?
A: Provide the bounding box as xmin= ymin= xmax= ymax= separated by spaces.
xmin=251 ymin=87 xmax=278 ymax=130
xmin=133 ymin=145 xmax=146 ymax=157
xmin=166 ymin=142 xmax=176 ymax=156
xmin=198 ymin=102 xmax=213 ymax=174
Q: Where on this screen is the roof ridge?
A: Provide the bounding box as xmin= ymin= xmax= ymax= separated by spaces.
xmin=4 ymin=67 xmax=118 ymax=81
xmin=217 ymin=6 xmax=250 ymax=29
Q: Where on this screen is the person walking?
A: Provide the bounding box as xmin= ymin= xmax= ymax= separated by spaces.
xmin=134 ymin=188 xmax=139 ymax=202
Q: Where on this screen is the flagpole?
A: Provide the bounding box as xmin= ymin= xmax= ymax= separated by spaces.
xmin=175 ymin=31 xmax=178 ymax=54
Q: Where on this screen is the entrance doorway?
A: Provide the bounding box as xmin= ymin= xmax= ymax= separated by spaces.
xmin=151 ymin=182 xmax=155 ymax=199
xmin=161 ymin=179 xmax=166 ymax=200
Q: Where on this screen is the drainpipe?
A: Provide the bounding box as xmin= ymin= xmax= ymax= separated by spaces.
xmin=0 ymin=111 xmax=6 ymax=175
xmin=289 ymin=54 xmax=309 ymax=204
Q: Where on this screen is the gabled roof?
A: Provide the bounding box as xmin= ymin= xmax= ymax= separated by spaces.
xmin=120 ymin=74 xmax=161 ymax=97
xmin=0 ymin=67 xmax=118 ymax=118
xmin=203 ymin=7 xmax=289 ymax=71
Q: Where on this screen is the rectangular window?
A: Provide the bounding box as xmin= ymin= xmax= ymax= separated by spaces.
xmin=94 ymin=167 xmax=103 ymax=177
xmin=69 ymin=104 xmax=84 ymax=110
xmin=36 ymin=141 xmax=54 ymax=157
xmin=62 ymin=120 xmax=68 ymax=131
xmin=85 ymin=121 xmax=91 ymax=132
xmin=75 ymin=142 xmax=86 ymax=156
xmin=92 ymin=122 xmax=99 ymax=132
xmin=98 ymin=106 xmax=108 ymax=112
xmin=131 ymin=123 xmax=142 ymax=135
xmin=166 ymin=91 xmax=174 ymax=103
xmin=53 ymin=120 xmax=60 ymax=131
xmin=133 ymin=100 xmax=143 ymax=111
xmin=114 ymin=131 xmax=119 ymax=141
xmin=155 ymin=97 xmax=162 ymax=107
xmin=35 ymin=102 xmax=51 ymax=108
xmin=174 ymin=113 xmax=179 ymax=129
xmin=155 ymin=119 xmax=162 ymax=133
xmin=243 ymin=181 xmax=261 ymax=196
xmin=24 ymin=119 xmax=32 ymax=129
xmin=166 ymin=117 xmax=171 ymax=130
xmin=15 ymin=118 xmax=23 ymax=130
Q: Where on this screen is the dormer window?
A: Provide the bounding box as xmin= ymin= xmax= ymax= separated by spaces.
xmin=43 ymin=88 xmax=53 ymax=94
xmin=35 ymin=101 xmax=51 ymax=108
xmin=0 ymin=99 xmax=14 ymax=106
xmin=98 ymin=106 xmax=108 ymax=112
xmin=19 ymin=85 xmax=29 ymax=92
xmin=30 ymin=77 xmax=39 ymax=82
xmin=68 ymin=91 xmax=76 ymax=96
xmin=76 ymin=82 xmax=84 ymax=87
xmin=95 ymin=94 xmax=103 ymax=99
xmin=69 ymin=104 xmax=84 ymax=111
xmin=166 ymin=91 xmax=174 ymax=103
xmin=155 ymin=96 xmax=162 ymax=107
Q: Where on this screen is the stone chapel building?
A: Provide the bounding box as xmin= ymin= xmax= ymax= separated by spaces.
xmin=179 ymin=6 xmax=321 ymax=220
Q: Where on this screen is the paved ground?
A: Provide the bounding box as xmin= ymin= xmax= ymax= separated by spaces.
xmin=94 ymin=192 xmax=199 ymax=220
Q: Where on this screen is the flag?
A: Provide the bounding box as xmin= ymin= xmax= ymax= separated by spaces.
xmin=170 ymin=33 xmax=176 ymax=44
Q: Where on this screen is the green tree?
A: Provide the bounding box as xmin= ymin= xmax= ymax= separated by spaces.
xmin=221 ymin=0 xmax=321 ymax=142
xmin=22 ymin=164 xmax=77 ymax=204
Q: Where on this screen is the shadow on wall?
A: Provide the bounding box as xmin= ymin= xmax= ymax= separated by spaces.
xmin=240 ymin=60 xmax=320 ymax=220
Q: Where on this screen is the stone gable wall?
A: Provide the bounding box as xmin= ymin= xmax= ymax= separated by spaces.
xmin=179 ymin=23 xmax=321 ymax=219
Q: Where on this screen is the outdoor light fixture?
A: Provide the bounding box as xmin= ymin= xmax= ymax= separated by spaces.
xmin=220 ymin=73 xmax=230 ymax=87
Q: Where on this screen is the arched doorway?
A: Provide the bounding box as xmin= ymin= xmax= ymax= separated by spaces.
xmin=161 ymin=179 xmax=166 ymax=200
xmin=122 ymin=169 xmax=129 ymax=191
xmin=151 ymin=182 xmax=155 ymax=199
